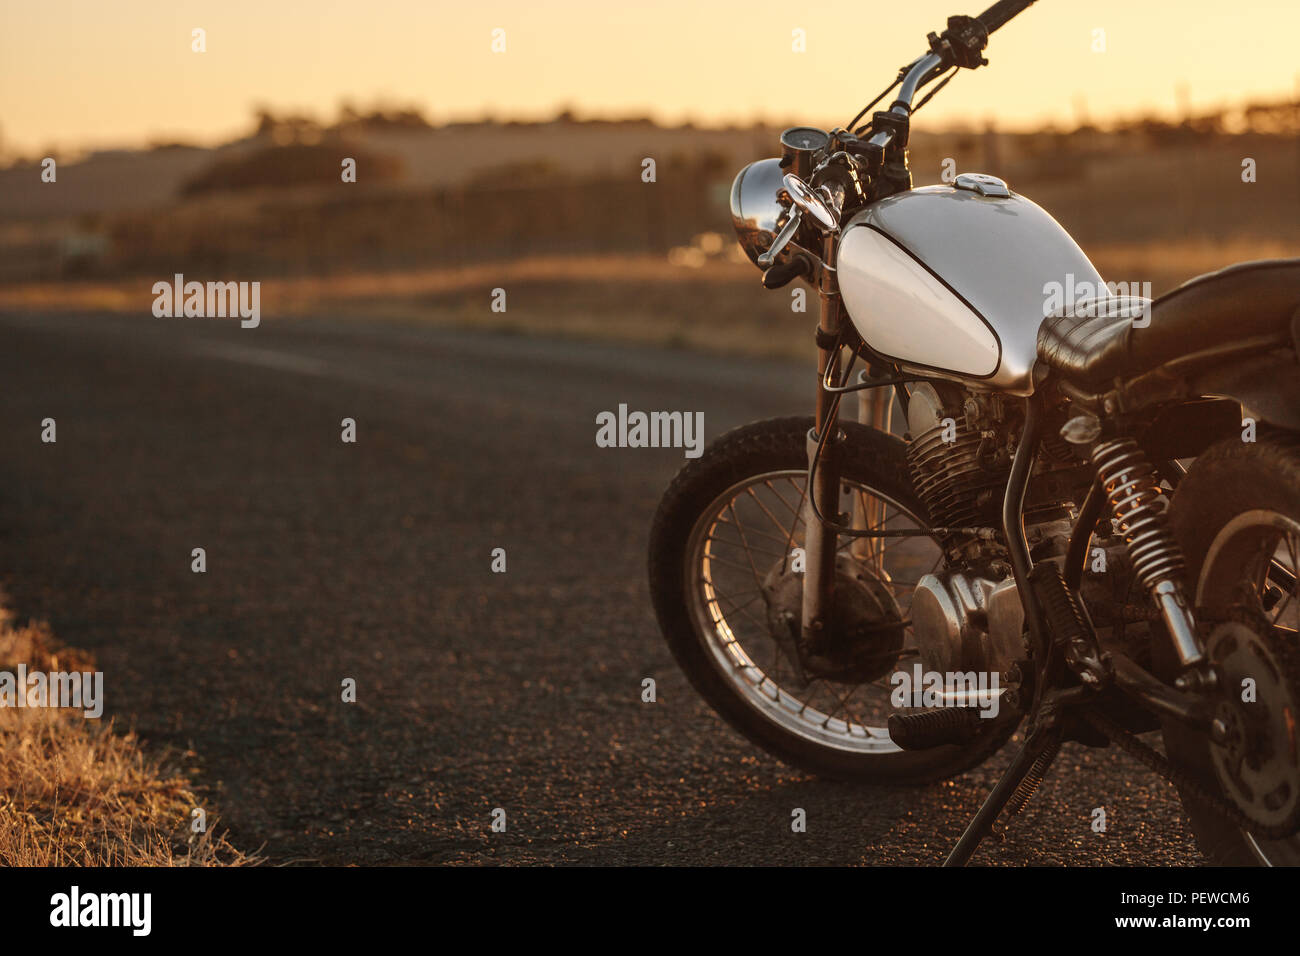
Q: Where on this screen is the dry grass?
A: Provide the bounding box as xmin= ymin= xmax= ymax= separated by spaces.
xmin=0 ymin=252 xmax=812 ymax=361
xmin=0 ymin=608 xmax=256 ymax=866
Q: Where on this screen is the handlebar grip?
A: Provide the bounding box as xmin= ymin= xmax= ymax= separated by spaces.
xmin=976 ymin=0 xmax=1034 ymax=34
xmin=761 ymin=255 xmax=810 ymax=290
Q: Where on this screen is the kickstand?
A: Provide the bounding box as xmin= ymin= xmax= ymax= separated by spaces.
xmin=942 ymin=720 xmax=1065 ymax=867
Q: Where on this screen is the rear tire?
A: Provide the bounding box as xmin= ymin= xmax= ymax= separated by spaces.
xmin=1164 ymin=435 xmax=1300 ymax=865
xmin=648 ymin=416 xmax=1018 ymax=784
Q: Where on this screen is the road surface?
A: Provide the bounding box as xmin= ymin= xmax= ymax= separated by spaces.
xmin=0 ymin=310 xmax=1201 ymax=864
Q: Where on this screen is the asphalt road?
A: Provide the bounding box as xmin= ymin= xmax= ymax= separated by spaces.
xmin=0 ymin=311 xmax=1202 ymax=865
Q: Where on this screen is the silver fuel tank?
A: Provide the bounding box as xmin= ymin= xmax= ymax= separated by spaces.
xmin=837 ymin=176 xmax=1102 ymax=395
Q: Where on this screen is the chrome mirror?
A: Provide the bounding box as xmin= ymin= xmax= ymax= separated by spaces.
xmin=782 ymin=174 xmax=838 ymax=232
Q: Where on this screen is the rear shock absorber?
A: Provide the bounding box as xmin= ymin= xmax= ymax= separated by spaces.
xmin=1091 ymin=438 xmax=1204 ymax=667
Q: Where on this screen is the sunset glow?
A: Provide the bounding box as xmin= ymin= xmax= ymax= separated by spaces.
xmin=3 ymin=0 xmax=1299 ymax=153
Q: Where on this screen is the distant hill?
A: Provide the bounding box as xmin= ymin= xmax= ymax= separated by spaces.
xmin=0 ymin=109 xmax=1295 ymax=284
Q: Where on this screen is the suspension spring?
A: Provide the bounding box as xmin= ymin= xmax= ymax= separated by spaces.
xmin=1092 ymin=438 xmax=1185 ymax=589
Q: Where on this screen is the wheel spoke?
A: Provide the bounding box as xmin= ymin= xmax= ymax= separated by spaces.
xmin=763 ymin=479 xmax=805 ymax=524
xmin=713 ymin=517 xmax=803 ymax=549
xmin=705 ymin=533 xmax=785 ymax=560
xmin=743 ymin=486 xmax=799 ymax=540
xmin=701 ymin=552 xmax=766 ymax=575
xmin=709 ymin=591 xmax=767 ymax=631
xmin=724 ymin=501 xmax=770 ymax=593
xmin=1271 ymin=532 xmax=1300 ymax=630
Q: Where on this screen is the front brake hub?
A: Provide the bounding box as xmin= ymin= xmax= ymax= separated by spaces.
xmin=763 ymin=553 xmax=906 ymax=686
xmin=1205 ymin=618 xmax=1300 ymax=835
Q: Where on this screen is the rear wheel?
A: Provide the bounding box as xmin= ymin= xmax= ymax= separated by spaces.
xmin=1165 ymin=436 xmax=1300 ymax=865
xmin=648 ymin=416 xmax=1018 ymax=783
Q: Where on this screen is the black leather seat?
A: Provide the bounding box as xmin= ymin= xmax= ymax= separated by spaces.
xmin=1037 ymin=259 xmax=1300 ymax=391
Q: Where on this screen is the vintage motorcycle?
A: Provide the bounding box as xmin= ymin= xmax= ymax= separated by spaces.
xmin=648 ymin=0 xmax=1300 ymax=865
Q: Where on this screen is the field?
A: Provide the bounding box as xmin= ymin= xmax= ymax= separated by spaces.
xmin=1 ymin=116 xmax=1296 ymax=360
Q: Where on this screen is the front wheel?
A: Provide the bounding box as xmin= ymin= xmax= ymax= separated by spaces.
xmin=647 ymin=416 xmax=1017 ymax=784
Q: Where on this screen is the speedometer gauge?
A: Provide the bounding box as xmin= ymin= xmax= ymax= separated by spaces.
xmin=779 ymin=126 xmax=829 ymax=179
xmin=780 ymin=126 xmax=830 ymax=153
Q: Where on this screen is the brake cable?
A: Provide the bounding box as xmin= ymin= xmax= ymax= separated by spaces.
xmin=910 ymin=66 xmax=959 ymax=113
xmin=849 ymin=58 xmax=960 ymax=137
xmin=847 ymin=72 xmax=905 ymax=135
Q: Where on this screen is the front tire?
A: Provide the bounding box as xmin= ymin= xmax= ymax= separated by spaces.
xmin=648 ymin=416 xmax=1017 ymax=784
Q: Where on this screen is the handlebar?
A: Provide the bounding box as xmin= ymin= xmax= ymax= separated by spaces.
xmin=861 ymin=2 xmax=1034 ymax=153
xmin=896 ymin=53 xmax=947 ymax=107
xmin=976 ymin=0 xmax=1035 ymax=35
xmin=864 ymin=53 xmax=944 ymax=151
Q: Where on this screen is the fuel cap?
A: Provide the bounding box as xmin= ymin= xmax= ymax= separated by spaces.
xmin=954 ymin=172 xmax=1011 ymax=197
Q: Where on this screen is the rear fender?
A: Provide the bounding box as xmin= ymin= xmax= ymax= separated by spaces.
xmin=1184 ymin=348 xmax=1300 ymax=432
xmin=1139 ymin=397 xmax=1243 ymax=461
xmin=1076 ymin=344 xmax=1300 ymax=436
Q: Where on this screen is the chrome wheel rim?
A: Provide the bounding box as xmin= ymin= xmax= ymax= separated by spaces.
xmin=684 ymin=469 xmax=943 ymax=754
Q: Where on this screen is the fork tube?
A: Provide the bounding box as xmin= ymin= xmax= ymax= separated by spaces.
xmin=852 ymin=383 xmax=892 ymax=568
xmin=801 ymin=234 xmax=844 ymax=648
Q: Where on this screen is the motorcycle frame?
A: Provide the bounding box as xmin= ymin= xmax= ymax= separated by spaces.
xmin=794 ymin=231 xmax=1229 ymax=865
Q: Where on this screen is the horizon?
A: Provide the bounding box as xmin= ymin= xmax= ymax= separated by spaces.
xmin=5 ymin=95 xmax=1294 ymax=166
xmin=3 ymin=0 xmax=1299 ymax=155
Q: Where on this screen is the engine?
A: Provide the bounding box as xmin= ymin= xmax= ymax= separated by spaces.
xmin=904 ymin=383 xmax=1010 ymax=558
xmin=900 ymin=384 xmax=1147 ymax=704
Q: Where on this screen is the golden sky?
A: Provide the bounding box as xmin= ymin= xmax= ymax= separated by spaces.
xmin=3 ymin=0 xmax=1298 ymax=152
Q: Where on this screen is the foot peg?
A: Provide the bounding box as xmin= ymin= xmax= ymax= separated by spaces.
xmin=888 ymin=707 xmax=983 ymax=750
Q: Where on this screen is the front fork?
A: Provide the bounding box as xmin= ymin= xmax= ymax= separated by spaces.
xmin=800 ymin=232 xmax=844 ymax=649
xmin=851 ymin=387 xmax=892 ymax=571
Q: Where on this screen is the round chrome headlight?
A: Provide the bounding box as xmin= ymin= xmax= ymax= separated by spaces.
xmin=729 ymin=158 xmax=790 ymax=268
